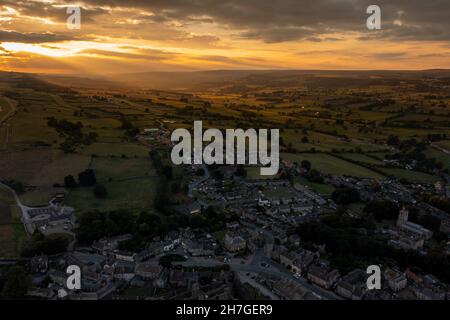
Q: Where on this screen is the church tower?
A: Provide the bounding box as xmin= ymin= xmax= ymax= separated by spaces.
xmin=397 ymin=207 xmax=409 ymax=227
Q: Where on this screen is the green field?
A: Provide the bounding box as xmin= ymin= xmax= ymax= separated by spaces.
xmin=282 ymin=130 xmax=385 ymax=153
xmin=66 ymin=178 xmax=159 ymax=214
xmin=246 ymin=166 xmax=277 ymax=180
xmin=80 ymin=142 xmax=150 ymax=157
xmin=427 ymin=147 xmax=450 ymax=170
xmin=339 ymin=153 xmax=384 ymax=165
xmin=264 ymin=186 xmax=293 ymax=198
xmin=66 ymin=157 xmax=159 ymax=214
xmin=28 ymin=153 xmax=92 ymax=187
xmin=0 ymin=71 xmax=448 ymax=245
xmin=435 ymin=140 xmax=450 ymax=150
xmin=294 ymin=176 xmax=335 ymax=195
xmin=92 ymin=157 xmax=156 ymax=182
xmin=281 ymin=153 xmax=385 ymax=179
xmin=0 ymin=186 xmax=27 ymax=257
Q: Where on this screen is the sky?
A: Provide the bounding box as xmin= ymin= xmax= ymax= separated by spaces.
xmin=0 ymin=0 xmax=450 ymax=74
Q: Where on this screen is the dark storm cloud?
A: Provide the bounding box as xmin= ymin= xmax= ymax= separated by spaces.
xmin=80 ymin=0 xmax=363 ymax=42
xmin=0 ymin=30 xmax=76 ymax=43
xmin=0 ymin=0 xmax=107 ymax=23
xmin=359 ymin=22 xmax=450 ymax=42
xmin=79 ymin=0 xmax=450 ymax=42
xmin=3 ymin=0 xmax=450 ymax=43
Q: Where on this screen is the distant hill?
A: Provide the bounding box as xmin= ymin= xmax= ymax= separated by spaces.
xmin=0 ymin=71 xmax=73 ymax=93
xmin=3 ymin=69 xmax=450 ymax=92
xmin=35 ymin=74 xmax=123 ymax=90
xmin=111 ymin=69 xmax=450 ymax=91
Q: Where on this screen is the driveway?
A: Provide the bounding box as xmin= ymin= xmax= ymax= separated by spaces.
xmin=0 ymin=181 xmax=34 ymax=234
xmin=176 ymin=248 xmax=342 ymax=300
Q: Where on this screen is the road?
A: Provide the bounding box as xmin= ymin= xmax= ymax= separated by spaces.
xmin=0 ymin=258 xmax=29 ymax=265
xmin=431 ymin=143 xmax=450 ymax=155
xmin=241 ymin=221 xmax=274 ymax=245
xmin=175 ymin=247 xmax=341 ymax=300
xmin=188 ymin=164 xmax=210 ymax=198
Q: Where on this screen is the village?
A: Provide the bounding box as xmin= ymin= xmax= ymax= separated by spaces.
xmin=9 ymin=127 xmax=449 ymax=301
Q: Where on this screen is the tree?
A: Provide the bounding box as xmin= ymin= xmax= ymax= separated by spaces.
xmin=204 ymin=206 xmax=218 ymax=219
xmin=301 ymin=160 xmax=311 ymax=172
xmin=64 ymin=175 xmax=77 ymax=188
xmin=235 ymin=165 xmax=247 ymax=178
xmin=76 ymin=210 xmax=135 ymax=244
xmin=1 ymin=266 xmax=30 ymax=298
xmin=189 ymin=214 xmax=207 ymax=229
xmin=363 ymin=200 xmax=399 ymax=221
xmin=162 ymin=165 xmax=173 ymax=180
xmin=331 ymin=187 xmax=360 ymax=205
xmin=3 ymin=180 xmax=25 ymax=194
xmin=21 ymin=234 xmax=69 ymax=257
xmin=170 ymin=182 xmax=181 ymax=194
xmin=304 ymin=169 xmax=323 ymax=183
xmin=159 ymin=254 xmax=186 ymax=268
xmin=212 ymin=170 xmax=224 ymax=180
xmin=94 ymin=184 xmax=107 ymax=198
xmin=78 ymin=169 xmax=96 ymax=186
xmin=195 ymin=168 xmax=205 ymax=176
xmin=109 ymin=210 xmax=135 ymax=234
xmin=387 ymin=135 xmax=400 ymax=146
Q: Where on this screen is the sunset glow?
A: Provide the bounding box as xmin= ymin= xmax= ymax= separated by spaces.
xmin=1 ymin=0 xmax=449 ymax=74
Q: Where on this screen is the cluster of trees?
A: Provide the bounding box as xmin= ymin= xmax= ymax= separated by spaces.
xmin=77 ymin=208 xmax=189 ymax=247
xmin=297 ymin=211 xmax=450 ymax=281
xmin=77 ymin=210 xmax=136 ymax=244
xmin=211 ymin=169 xmax=224 ymax=180
xmin=188 ymin=206 xmax=229 ymax=231
xmin=235 ymin=165 xmax=247 ymax=178
xmin=387 ymin=135 xmax=400 ymax=146
xmin=77 ymin=205 xmax=230 ymax=250
xmin=47 ymin=117 xmax=97 ymax=153
xmin=292 ymin=159 xmax=325 ymax=184
xmin=363 ymin=200 xmax=399 ymax=221
xmin=65 ymin=169 xmax=107 ymax=198
xmin=21 ymin=234 xmax=70 ymax=257
xmin=159 ymin=254 xmax=186 ymax=268
xmin=303 ymin=169 xmax=323 ymax=183
xmin=64 ymin=175 xmax=78 ymax=188
xmin=195 ymin=168 xmax=205 ymax=176
xmin=331 ymin=187 xmax=360 ymax=205
xmin=301 ymin=160 xmax=311 ymax=171
xmin=120 ymin=118 xmax=139 ymax=139
xmin=1 ymin=180 xmax=25 ymax=194
xmin=0 ymin=266 xmax=30 ymax=299
xmin=78 ymin=169 xmax=97 ymax=186
xmin=385 ymin=138 xmax=446 ymax=173
xmin=425 ymin=196 xmax=450 ymax=215
xmin=150 ymin=150 xmax=173 ymax=180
